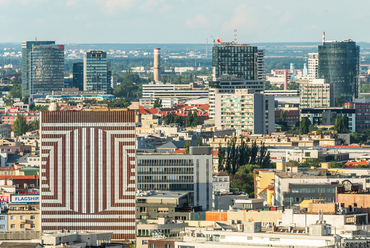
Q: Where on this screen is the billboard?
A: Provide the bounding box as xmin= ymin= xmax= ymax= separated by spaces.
xmin=0 ymin=196 xmax=8 ymax=202
xmin=11 ymin=195 xmax=39 ymax=203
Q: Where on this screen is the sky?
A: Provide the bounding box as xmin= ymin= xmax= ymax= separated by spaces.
xmin=0 ymin=0 xmax=368 ymax=44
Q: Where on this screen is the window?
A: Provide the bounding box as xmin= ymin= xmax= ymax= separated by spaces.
xmin=20 ymin=224 xmax=25 ymax=228
xmin=31 ymin=224 xmax=35 ymax=228
xmin=11 ymin=224 xmax=15 ymax=228
xmin=10 ymin=216 xmax=15 ymax=220
xmin=20 ymin=216 xmax=25 ymax=220
xmin=165 ymin=245 xmax=171 ymax=248
xmin=0 ymin=216 xmax=5 ymax=221
xmin=30 ymin=216 xmax=36 ymax=220
xmin=150 ymin=245 xmax=156 ymax=248
xmin=142 ymin=240 xmax=148 ymax=245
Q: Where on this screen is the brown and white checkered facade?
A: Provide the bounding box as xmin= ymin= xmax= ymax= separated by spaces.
xmin=40 ymin=111 xmax=136 ymax=240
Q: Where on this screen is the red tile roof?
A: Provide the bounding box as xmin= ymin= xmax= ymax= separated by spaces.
xmin=216 ymin=171 xmax=228 ymax=176
xmin=345 ymin=160 xmax=369 ymax=168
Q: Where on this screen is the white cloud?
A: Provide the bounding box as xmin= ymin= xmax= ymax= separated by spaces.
xmin=138 ymin=0 xmax=163 ymax=13
xmin=186 ymin=14 xmax=211 ymax=29
xmin=222 ymin=4 xmax=256 ymax=31
xmin=96 ymin=0 xmax=135 ymax=13
xmin=66 ymin=0 xmax=76 ymax=7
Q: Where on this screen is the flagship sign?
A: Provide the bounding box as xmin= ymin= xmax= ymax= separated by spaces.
xmin=11 ymin=195 xmax=39 ymax=203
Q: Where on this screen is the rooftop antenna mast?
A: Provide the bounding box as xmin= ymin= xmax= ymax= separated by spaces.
xmin=35 ymin=37 xmax=37 ymax=41
xmin=234 ymin=29 xmax=238 ymax=44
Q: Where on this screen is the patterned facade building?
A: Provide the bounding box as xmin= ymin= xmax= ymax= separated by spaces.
xmin=40 ymin=111 xmax=136 ymax=240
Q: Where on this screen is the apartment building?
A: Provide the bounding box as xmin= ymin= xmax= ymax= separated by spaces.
xmin=214 ymin=89 xmax=274 ymax=135
xmin=300 ymin=79 xmax=334 ymax=108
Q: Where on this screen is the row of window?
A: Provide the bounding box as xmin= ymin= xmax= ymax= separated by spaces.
xmin=7 ymin=224 xmax=36 ymax=229
xmin=6 ymin=215 xmax=36 ymax=220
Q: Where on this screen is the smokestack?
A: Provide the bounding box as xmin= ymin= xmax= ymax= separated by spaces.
xmin=322 ymin=32 xmax=325 ymax=44
xmin=153 ymin=48 xmax=161 ymax=83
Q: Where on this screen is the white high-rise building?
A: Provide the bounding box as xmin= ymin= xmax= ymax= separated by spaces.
xmin=308 ymin=53 xmax=319 ymax=82
xmin=214 ymin=89 xmax=275 ymax=135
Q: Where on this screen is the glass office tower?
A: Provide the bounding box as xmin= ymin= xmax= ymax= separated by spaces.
xmin=29 ymin=44 xmax=65 ymax=95
xmin=83 ymin=51 xmax=110 ymax=93
xmin=212 ymin=44 xmax=263 ymax=81
xmin=318 ymin=40 xmax=360 ymax=103
xmin=72 ymin=62 xmax=84 ymax=91
xmin=22 ymin=41 xmax=55 ymax=97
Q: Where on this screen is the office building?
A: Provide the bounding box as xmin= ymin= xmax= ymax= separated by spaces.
xmin=28 ymin=44 xmax=64 ymax=95
xmin=208 ymin=75 xmax=264 ymax=120
xmin=214 ymin=89 xmax=275 ymax=135
xmin=345 ymin=98 xmax=370 ymax=133
xmin=136 ymin=147 xmax=213 ymax=211
xmin=308 ymin=53 xmax=319 ymax=82
xmin=111 ymin=76 xmax=118 ymax=89
xmin=300 ymin=107 xmax=356 ymax=132
xmin=274 ymin=171 xmax=368 ymax=206
xmin=40 ymin=110 xmax=136 ymax=240
xmin=72 ymin=62 xmax=84 ymax=91
xmin=83 ymin=51 xmax=111 ymax=94
xmin=318 ymin=40 xmax=360 ymax=102
xmin=212 ymin=43 xmax=264 ymax=81
xmin=22 ymin=40 xmax=55 ymax=97
xmin=300 ymin=79 xmax=334 ymax=108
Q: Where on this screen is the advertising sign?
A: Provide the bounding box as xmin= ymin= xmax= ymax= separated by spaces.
xmin=11 ymin=195 xmax=39 ymax=203
xmin=0 ymin=196 xmax=8 ymax=202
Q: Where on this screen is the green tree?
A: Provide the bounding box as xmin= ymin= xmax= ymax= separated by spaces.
xmin=31 ymin=105 xmax=49 ymax=111
xmin=9 ymin=85 xmax=22 ymax=99
xmin=186 ymin=111 xmax=193 ymax=127
xmin=330 ymin=162 xmax=345 ymax=168
xmin=334 ymin=114 xmax=349 ymax=133
xmin=299 ymin=117 xmax=311 ymax=134
xmin=287 ymin=82 xmax=299 ymax=90
xmin=230 ymin=164 xmax=260 ymax=197
xmin=153 ymin=98 xmax=162 ymax=108
xmin=335 ymin=95 xmax=345 ymax=107
xmin=113 ymin=72 xmax=144 ymax=98
xmin=301 ymin=158 xmax=323 ymax=168
xmin=218 ymin=144 xmax=226 ymax=171
xmin=184 ymin=140 xmax=191 ymax=154
xmin=196 ymin=137 xmax=203 ymax=146
xmin=28 ymin=120 xmax=39 ymax=131
xmin=21 ymin=95 xmax=29 ymax=104
xmin=350 ymin=132 xmax=361 ymax=144
xmin=257 ymin=142 xmax=271 ymax=168
xmin=191 ymin=111 xmax=199 ymax=127
xmin=279 ymin=111 xmax=287 ymax=122
xmin=114 ymin=98 xmax=130 ymax=108
xmin=13 ymin=115 xmax=28 ymax=136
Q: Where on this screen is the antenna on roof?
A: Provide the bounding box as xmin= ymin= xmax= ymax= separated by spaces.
xmin=35 ymin=37 xmax=37 ymax=41
xmin=234 ymin=29 xmax=238 ymax=44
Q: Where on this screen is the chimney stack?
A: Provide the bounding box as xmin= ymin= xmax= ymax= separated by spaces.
xmin=153 ymin=48 xmax=161 ymax=83
xmin=322 ymin=32 xmax=325 ymax=45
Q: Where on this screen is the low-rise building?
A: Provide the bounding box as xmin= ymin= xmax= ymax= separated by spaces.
xmin=136 ymin=147 xmax=213 ymax=210
xmin=7 ymin=202 xmax=40 ymax=231
xmin=212 ymin=171 xmax=229 ymax=193
xmin=41 ymin=231 xmax=116 ymax=248
xmin=136 ymin=191 xmax=199 ymax=221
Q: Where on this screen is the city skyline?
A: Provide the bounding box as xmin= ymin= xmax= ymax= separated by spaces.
xmin=1 ymin=0 xmax=369 ymax=44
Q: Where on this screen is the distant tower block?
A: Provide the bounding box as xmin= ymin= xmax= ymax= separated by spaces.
xmin=153 ymin=48 xmax=161 ymax=83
